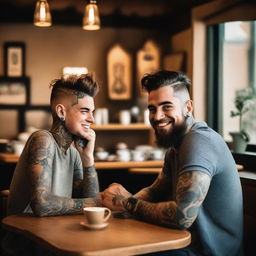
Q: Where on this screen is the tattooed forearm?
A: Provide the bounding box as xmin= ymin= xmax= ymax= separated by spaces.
xmin=31 ymin=187 xmax=101 ymax=217
xmin=134 ymin=200 xmax=179 ymax=229
xmin=134 ymin=187 xmax=155 ymax=201
xmin=82 ymin=166 xmax=99 ymax=198
xmin=131 ymin=171 xmax=211 ymax=229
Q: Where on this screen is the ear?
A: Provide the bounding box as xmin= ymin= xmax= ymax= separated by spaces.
xmin=55 ymin=104 xmax=66 ymax=119
xmin=185 ymin=100 xmax=193 ymax=116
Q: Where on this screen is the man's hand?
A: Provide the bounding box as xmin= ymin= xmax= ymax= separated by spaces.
xmin=101 ymin=183 xmax=132 ymax=212
xmin=74 ymin=128 xmax=96 ymax=167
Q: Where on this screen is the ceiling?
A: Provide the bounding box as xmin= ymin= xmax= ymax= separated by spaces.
xmin=0 ymin=0 xmax=214 ymax=31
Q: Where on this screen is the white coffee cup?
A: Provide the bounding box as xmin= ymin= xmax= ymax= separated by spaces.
xmin=150 ymin=149 xmax=164 ymax=160
xmin=94 ymin=109 xmax=103 ymax=125
xmin=101 ymin=108 xmax=109 ymax=124
xmin=12 ymin=140 xmax=25 ymax=155
xmin=95 ymin=151 xmax=109 ymax=161
xmin=131 ymin=150 xmax=144 ymax=162
xmin=83 ymin=207 xmax=111 ymax=225
xmin=119 ymin=110 xmax=131 ymax=125
xmin=94 ymin=108 xmax=109 ymax=125
xmin=116 ymin=149 xmax=131 ymax=162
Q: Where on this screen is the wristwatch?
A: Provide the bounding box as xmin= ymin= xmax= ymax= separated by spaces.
xmin=125 ymin=197 xmax=139 ymax=213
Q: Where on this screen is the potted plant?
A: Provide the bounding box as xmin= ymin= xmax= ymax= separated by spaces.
xmin=230 ymin=88 xmax=255 ymax=152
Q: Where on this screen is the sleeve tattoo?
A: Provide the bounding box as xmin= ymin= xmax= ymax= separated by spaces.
xmin=73 ymin=166 xmax=99 ymax=198
xmin=29 ymin=133 xmax=99 ymax=217
xmin=132 ymin=171 xmax=211 ymax=229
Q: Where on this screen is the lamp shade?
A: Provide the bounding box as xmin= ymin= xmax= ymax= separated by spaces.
xmin=34 ymin=0 xmax=52 ymax=27
xmin=83 ymin=0 xmax=100 ymax=31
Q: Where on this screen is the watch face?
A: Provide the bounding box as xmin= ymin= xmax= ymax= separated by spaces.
xmin=128 ymin=197 xmax=138 ymax=204
xmin=127 ymin=197 xmax=138 ymax=212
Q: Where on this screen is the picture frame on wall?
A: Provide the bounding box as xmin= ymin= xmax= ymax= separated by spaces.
xmin=4 ymin=42 xmax=26 ymax=77
xmin=107 ymin=44 xmax=132 ymax=100
xmin=136 ymin=40 xmax=160 ymax=97
xmin=0 ymin=76 xmax=30 ymax=107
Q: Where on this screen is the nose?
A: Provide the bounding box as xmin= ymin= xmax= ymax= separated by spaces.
xmin=87 ymin=112 xmax=95 ymax=123
xmin=153 ymin=108 xmax=165 ymax=121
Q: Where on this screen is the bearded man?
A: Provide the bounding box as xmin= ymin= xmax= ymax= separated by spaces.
xmin=101 ymin=70 xmax=243 ymax=256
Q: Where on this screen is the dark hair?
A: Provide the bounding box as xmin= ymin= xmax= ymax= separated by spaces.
xmin=50 ymin=73 xmax=99 ymax=104
xmin=141 ymin=70 xmax=191 ymax=94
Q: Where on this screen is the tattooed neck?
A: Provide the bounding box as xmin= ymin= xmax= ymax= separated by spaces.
xmin=50 ymin=119 xmax=73 ymax=153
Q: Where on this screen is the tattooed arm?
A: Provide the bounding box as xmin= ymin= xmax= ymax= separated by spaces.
xmin=29 ymin=132 xmax=100 ymax=217
xmin=73 ymin=165 xmax=99 ymax=198
xmin=102 ymin=170 xmax=211 ymax=229
xmin=73 ymin=129 xmax=99 ymax=198
xmin=128 ymin=171 xmax=211 ymax=229
xmin=101 ymin=171 xmax=170 ymax=211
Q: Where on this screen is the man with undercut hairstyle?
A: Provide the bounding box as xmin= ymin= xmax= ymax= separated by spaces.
xmin=2 ymin=74 xmax=100 ymax=255
xmin=102 ymin=71 xmax=243 ymax=256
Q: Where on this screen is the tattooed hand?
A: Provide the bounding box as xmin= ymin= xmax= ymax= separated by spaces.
xmin=74 ymin=128 xmax=96 ymax=167
xmin=101 ymin=183 xmax=132 ymax=212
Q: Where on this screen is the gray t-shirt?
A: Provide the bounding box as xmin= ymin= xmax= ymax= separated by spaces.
xmin=163 ymin=122 xmax=243 ymax=256
xmin=7 ymin=130 xmax=83 ymax=215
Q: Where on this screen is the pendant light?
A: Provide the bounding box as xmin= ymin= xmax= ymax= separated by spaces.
xmin=34 ymin=0 xmax=52 ymax=27
xmin=83 ymin=0 xmax=101 ymax=31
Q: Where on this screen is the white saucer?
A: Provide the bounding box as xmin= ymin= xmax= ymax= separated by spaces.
xmin=80 ymin=221 xmax=109 ymax=230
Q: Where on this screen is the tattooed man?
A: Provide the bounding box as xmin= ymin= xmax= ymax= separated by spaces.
xmin=2 ymin=74 xmax=100 ymax=255
xmin=8 ymin=75 xmax=99 ymax=216
xmin=102 ymin=71 xmax=243 ymax=256
xmin=7 ymin=74 xmax=100 ymax=217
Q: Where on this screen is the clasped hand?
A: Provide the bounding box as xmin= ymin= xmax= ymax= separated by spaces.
xmin=101 ymin=183 xmax=132 ymax=212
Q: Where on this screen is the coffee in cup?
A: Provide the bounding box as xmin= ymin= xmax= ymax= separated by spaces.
xmin=83 ymin=207 xmax=111 ymax=225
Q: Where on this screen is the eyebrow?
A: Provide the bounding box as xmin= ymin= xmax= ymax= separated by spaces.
xmin=80 ymin=107 xmax=93 ymax=112
xmin=148 ymin=101 xmax=174 ymax=108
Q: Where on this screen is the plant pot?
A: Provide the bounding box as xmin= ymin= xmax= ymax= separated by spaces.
xmin=229 ymin=132 xmax=248 ymax=153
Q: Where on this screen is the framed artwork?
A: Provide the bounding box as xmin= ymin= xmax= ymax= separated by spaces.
xmin=136 ymin=40 xmax=160 ymax=96
xmin=4 ymin=42 xmax=26 ymax=77
xmin=107 ymin=44 xmax=132 ymax=100
xmin=0 ymin=76 xmax=30 ymax=106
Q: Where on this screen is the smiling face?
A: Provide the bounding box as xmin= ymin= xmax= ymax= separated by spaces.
xmin=63 ymin=95 xmax=95 ymax=138
xmin=148 ymin=86 xmax=193 ymax=148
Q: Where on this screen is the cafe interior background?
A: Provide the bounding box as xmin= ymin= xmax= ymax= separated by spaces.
xmin=0 ymin=1 xmax=256 ymax=254
xmin=0 ymin=0 xmax=255 ymax=165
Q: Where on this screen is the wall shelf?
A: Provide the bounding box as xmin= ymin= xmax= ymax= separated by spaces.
xmin=92 ymin=123 xmax=151 ymax=130
xmin=92 ymin=123 xmax=154 ymax=149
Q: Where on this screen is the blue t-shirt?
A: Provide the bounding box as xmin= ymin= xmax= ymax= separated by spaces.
xmin=163 ymin=122 xmax=243 ymax=256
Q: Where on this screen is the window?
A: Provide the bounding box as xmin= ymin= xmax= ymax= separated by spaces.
xmin=207 ymin=21 xmax=256 ymax=145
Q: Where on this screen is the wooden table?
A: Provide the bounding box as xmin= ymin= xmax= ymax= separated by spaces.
xmin=2 ymin=214 xmax=191 ymax=256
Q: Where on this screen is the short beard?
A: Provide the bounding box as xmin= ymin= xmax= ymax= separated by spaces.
xmin=154 ymin=118 xmax=189 ymax=149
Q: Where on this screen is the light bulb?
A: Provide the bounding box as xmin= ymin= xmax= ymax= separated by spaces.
xmin=83 ymin=0 xmax=100 ymax=31
xmin=34 ymin=0 xmax=52 ymax=27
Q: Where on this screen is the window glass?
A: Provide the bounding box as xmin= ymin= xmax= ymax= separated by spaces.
xmin=222 ymin=21 xmax=256 ymax=144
